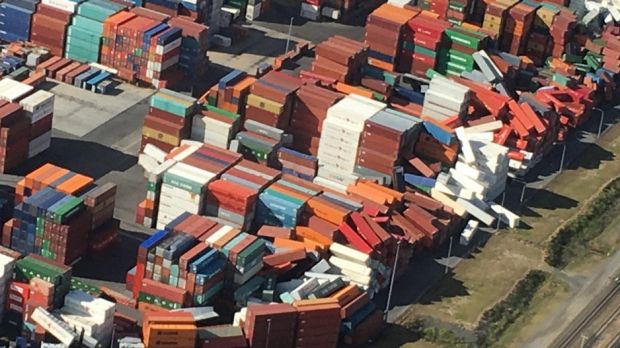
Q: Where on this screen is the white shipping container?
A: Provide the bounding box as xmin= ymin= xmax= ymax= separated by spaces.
xmin=330 ymin=243 xmax=371 ymax=265
xmin=31 ymin=308 xmax=77 ymax=347
xmin=0 ymin=79 xmax=34 ymax=103
xmin=19 ymin=90 xmax=54 ymax=123
xmin=246 ymin=3 xmax=262 ymax=21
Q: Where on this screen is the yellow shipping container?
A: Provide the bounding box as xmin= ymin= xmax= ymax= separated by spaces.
xmin=246 ymin=94 xmax=285 ymax=114
xmin=142 ymin=127 xmax=181 ymax=146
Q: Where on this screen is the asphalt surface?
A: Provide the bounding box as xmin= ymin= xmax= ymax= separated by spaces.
xmin=548 ymin=267 xmax=620 ymax=348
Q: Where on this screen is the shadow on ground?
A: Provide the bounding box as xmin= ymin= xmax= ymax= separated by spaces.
xmin=73 ymin=229 xmax=146 ymax=283
xmin=12 ymin=137 xmax=137 ymax=180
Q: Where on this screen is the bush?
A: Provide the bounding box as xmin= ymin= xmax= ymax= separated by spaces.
xmin=476 ymin=270 xmax=547 ymax=347
xmin=545 ymin=177 xmax=620 ymax=268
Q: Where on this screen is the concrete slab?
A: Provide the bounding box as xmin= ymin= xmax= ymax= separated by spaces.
xmin=42 ymin=80 xmax=153 ymax=137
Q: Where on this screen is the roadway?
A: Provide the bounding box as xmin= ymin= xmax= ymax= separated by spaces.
xmin=549 ymin=269 xmax=620 ymax=348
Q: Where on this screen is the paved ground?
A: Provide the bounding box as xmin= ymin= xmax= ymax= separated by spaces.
xmin=41 ymin=80 xmax=152 ymax=137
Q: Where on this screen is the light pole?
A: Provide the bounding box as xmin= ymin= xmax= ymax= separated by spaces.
xmin=559 ymin=142 xmax=567 ymax=172
xmin=496 ymin=191 xmax=506 ymax=231
xmin=593 ymin=107 xmax=605 ymax=138
xmin=444 ymin=236 xmax=453 ymax=274
xmin=285 ymin=17 xmax=294 ymax=53
xmin=384 ymin=239 xmax=402 ymax=321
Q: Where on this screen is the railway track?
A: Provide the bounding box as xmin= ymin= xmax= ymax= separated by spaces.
xmin=550 ymin=274 xmax=620 ymax=348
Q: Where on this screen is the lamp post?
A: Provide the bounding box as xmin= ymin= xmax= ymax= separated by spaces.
xmin=285 ymin=17 xmax=294 ymax=53
xmin=444 ymin=236 xmax=453 ymax=274
xmin=384 ymin=239 xmax=402 ymax=321
xmin=593 ymin=107 xmax=605 ymax=138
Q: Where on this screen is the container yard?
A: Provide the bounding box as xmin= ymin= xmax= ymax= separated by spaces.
xmin=0 ymin=0 xmax=617 ymax=346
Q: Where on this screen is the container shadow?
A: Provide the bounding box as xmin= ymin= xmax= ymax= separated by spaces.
xmin=73 ymin=229 xmax=145 ymax=283
xmin=11 ymin=137 xmax=137 ymax=180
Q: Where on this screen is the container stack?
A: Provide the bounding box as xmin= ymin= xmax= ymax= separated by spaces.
xmin=0 ymin=91 xmax=32 ymax=173
xmin=141 ymin=89 xmax=197 ymax=153
xmin=58 ymin=291 xmax=116 ymax=346
xmin=207 ymin=228 xmax=266 ymax=289
xmin=446 ymin=0 xmax=473 ymax=24
xmin=0 ymin=0 xmax=37 ymax=42
xmin=354 ymin=109 xmax=421 ymax=183
xmin=418 ymin=0 xmax=448 ymax=18
xmin=256 ymin=177 xmax=320 ymax=228
xmin=482 ymin=0 xmax=515 ymax=41
xmin=0 ymin=253 xmax=16 ymax=321
xmin=315 ymin=95 xmax=385 ymax=192
xmin=364 ymin=4 xmax=418 ymax=73
xmin=407 ymin=15 xmax=451 ymax=76
xmin=243 ymin=303 xmax=298 ymax=348
xmin=438 ymin=27 xmax=488 ymax=75
xmin=191 ymin=105 xmax=241 ymax=150
xmin=209 ymin=71 xmax=255 ymax=116
xmin=168 ymin=16 xmax=210 ymax=81
xmin=499 ymin=2 xmax=537 ymax=55
xmin=277 ymin=148 xmax=319 ymax=181
xmin=30 ymin=3 xmax=74 ymax=57
xmin=312 ymin=36 xmax=368 ymax=84
xmin=156 ymin=144 xmax=241 ymax=229
xmin=13 ymin=255 xmax=72 ymax=309
xmin=101 ymin=12 xmax=183 ymax=87
xmin=293 ymin=299 xmax=341 ymax=348
xmin=65 ymin=0 xmax=126 ymax=63
xmin=14 ymin=163 xmax=94 ymax=204
xmin=288 ymin=83 xmax=343 ymax=156
xmin=142 ymin=312 xmax=197 ymax=348
xmin=19 ymin=90 xmax=54 ymax=159
xmin=83 ymin=183 xmax=118 ymax=253
xmin=422 ymin=75 xmax=471 ymax=122
xmin=245 ymin=70 xmax=302 ymax=130
xmin=549 ymin=9 xmax=577 ymax=58
xmin=338 ymin=286 xmax=385 ymax=346
xmin=6 ymin=187 xmax=90 ymax=265
xmin=205 ymin=160 xmax=279 ymax=229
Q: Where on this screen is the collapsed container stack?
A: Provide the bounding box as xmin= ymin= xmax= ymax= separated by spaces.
xmin=30 ymin=2 xmax=74 ymax=57
xmin=65 ymin=0 xmax=126 ymax=63
xmin=0 ymin=0 xmax=38 ymax=42
xmin=312 ymin=36 xmax=368 ymax=84
xmin=364 ymin=4 xmax=418 ymax=73
xmin=58 ymin=291 xmax=116 ymax=346
xmin=141 ymin=89 xmax=197 ymax=153
xmin=19 ymin=90 xmax=54 ymax=159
